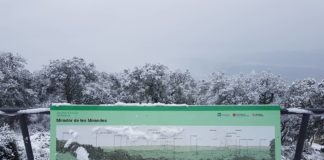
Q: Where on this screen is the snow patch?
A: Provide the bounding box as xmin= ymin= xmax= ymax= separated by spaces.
xmin=0 ymin=108 xmax=49 ymax=116
xmin=100 ymin=102 xmax=189 ymax=107
xmin=0 ymin=110 xmax=17 ymax=116
xmin=159 ymin=127 xmax=184 ymax=137
xmin=52 ymin=102 xmax=189 ymax=108
xmin=312 ymin=143 xmax=324 ymax=151
xmin=75 ymin=147 xmax=89 ymax=160
xmin=17 ymin=108 xmax=49 ymax=114
xmin=287 ymin=108 xmax=313 ymax=114
xmin=51 ymin=103 xmax=71 ymax=106
xmin=64 ymin=139 xmax=73 ymax=148
xmin=30 ymin=131 xmax=50 ymax=159
xmin=64 ymin=129 xmax=79 ymax=148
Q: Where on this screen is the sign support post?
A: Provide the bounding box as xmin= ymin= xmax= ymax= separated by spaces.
xmin=293 ymin=114 xmax=310 ymax=160
xmin=19 ymin=114 xmax=34 ymax=160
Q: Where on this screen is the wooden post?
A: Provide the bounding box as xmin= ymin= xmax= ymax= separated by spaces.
xmin=19 ymin=114 xmax=34 ymax=160
xmin=293 ymin=114 xmax=310 ymax=160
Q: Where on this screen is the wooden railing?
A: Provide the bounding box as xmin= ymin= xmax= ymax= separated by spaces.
xmin=0 ymin=108 xmax=49 ymax=160
xmin=281 ymin=108 xmax=324 ymax=160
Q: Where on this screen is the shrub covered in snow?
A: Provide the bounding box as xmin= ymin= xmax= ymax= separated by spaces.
xmin=0 ymin=124 xmax=19 ymax=160
xmin=30 ymin=131 xmax=50 ymax=159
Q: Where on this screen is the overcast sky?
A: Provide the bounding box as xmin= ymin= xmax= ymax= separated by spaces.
xmin=1 ymin=0 xmax=324 ymax=81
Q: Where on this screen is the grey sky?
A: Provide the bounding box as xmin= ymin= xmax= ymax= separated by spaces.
xmin=1 ymin=0 xmax=324 ymax=81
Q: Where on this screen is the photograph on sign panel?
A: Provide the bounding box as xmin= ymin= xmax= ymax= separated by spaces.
xmin=56 ymin=125 xmax=275 ymax=160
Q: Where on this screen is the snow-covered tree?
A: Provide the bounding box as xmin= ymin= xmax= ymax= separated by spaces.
xmin=81 ymin=72 xmax=117 ymax=104
xmin=205 ymin=72 xmax=259 ymax=104
xmin=121 ymin=64 xmax=169 ymax=103
xmin=204 ymin=72 xmax=228 ymax=104
xmin=39 ymin=57 xmax=97 ymax=103
xmin=282 ymin=78 xmax=324 ymax=156
xmin=285 ymin=78 xmax=318 ymax=108
xmin=0 ymin=52 xmax=37 ymax=108
xmin=167 ymin=70 xmax=197 ymax=104
xmin=281 ymin=115 xmax=301 ymax=145
xmin=216 ymin=74 xmax=255 ymax=104
xmin=32 ymin=70 xmax=53 ymax=106
xmin=106 ymin=71 xmax=132 ymax=103
xmin=254 ymin=71 xmax=287 ymax=104
xmin=202 ymin=71 xmax=287 ymax=105
xmin=314 ymin=80 xmax=324 ymax=108
xmin=307 ymin=80 xmax=324 ymax=145
xmin=195 ymin=80 xmax=211 ymax=105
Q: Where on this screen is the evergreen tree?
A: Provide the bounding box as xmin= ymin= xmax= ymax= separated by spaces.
xmin=167 ymin=70 xmax=197 ymax=104
xmin=121 ymin=64 xmax=169 ymax=103
xmin=39 ymin=57 xmax=97 ymax=103
xmin=0 ymin=52 xmax=37 ymax=108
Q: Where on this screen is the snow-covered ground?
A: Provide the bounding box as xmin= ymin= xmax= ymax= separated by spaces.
xmin=307 ymin=143 xmax=324 ymax=160
xmin=15 ymin=130 xmax=50 ymax=159
xmin=281 ymin=143 xmax=324 ymax=160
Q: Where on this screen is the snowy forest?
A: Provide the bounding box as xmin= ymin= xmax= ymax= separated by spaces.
xmin=0 ymin=52 xmax=323 ymax=160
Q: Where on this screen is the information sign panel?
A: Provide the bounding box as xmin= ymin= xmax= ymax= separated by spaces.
xmin=50 ymin=105 xmax=281 ymax=160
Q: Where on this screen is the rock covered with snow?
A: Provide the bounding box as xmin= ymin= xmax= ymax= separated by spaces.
xmin=75 ymin=147 xmax=89 ymax=160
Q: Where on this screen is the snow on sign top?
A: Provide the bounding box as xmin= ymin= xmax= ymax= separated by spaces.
xmin=102 ymin=102 xmax=189 ymax=107
xmin=51 ymin=103 xmax=281 ymax=110
xmin=287 ymin=108 xmax=313 ymax=114
xmin=51 ymin=103 xmax=73 ymax=106
xmin=17 ymin=108 xmax=50 ymax=114
xmin=0 ymin=108 xmax=49 ymax=116
xmin=51 ymin=102 xmax=189 ymax=107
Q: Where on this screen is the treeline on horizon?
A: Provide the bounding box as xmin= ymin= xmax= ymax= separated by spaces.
xmin=0 ymin=52 xmax=323 ymax=109
xmin=0 ymin=52 xmax=324 ymax=159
